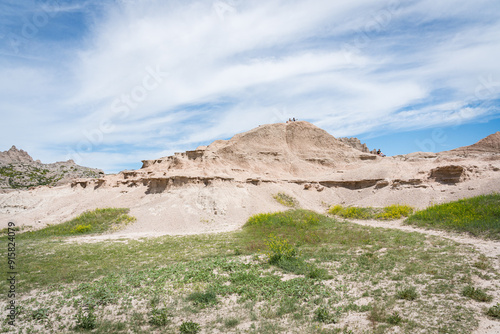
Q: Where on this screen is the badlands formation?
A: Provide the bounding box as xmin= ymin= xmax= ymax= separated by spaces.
xmin=1 ymin=121 xmax=499 ymax=237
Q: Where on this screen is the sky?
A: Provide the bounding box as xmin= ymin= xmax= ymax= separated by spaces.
xmin=0 ymin=0 xmax=499 ymax=173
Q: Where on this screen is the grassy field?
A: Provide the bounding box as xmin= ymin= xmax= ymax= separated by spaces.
xmin=328 ymin=204 xmax=414 ymax=220
xmin=1 ymin=204 xmax=498 ymax=333
xmin=405 ymin=193 xmax=500 ymax=239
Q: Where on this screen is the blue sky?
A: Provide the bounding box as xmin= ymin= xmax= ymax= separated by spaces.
xmin=0 ymin=0 xmax=499 ymax=173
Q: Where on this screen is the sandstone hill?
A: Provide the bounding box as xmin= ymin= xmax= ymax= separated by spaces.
xmin=449 ymin=131 xmax=500 ymax=153
xmin=0 ymin=146 xmax=104 ymax=191
xmin=1 ymin=122 xmax=499 ymax=237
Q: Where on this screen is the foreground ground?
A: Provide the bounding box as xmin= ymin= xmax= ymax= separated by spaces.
xmin=1 ymin=198 xmax=500 ymax=333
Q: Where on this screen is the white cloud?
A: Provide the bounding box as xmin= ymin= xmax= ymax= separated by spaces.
xmin=0 ymin=0 xmax=499 ymax=171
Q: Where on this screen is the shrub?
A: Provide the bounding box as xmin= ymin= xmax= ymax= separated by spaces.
xmin=396 ymin=286 xmax=418 ymax=301
xmin=375 ymin=205 xmax=414 ymax=220
xmin=71 ymin=224 xmax=92 ymax=234
xmin=314 ymin=306 xmax=336 ymax=324
xmin=148 ymin=307 xmax=170 ymax=326
xmin=264 ymin=234 xmax=298 ymax=264
xmin=306 ymin=267 xmax=332 ymax=280
xmin=386 ymin=311 xmax=402 ymax=325
xmin=187 ymin=290 xmax=217 ymax=307
xmin=224 ymin=317 xmax=240 ymax=328
xmin=328 ymin=205 xmax=372 ymax=219
xmin=486 ymin=303 xmax=500 ymax=318
xmin=462 ymin=286 xmax=492 ymax=302
xmin=179 ymin=321 xmax=201 ymax=334
xmin=273 ymin=193 xmax=299 ymax=207
xmin=75 ymin=306 xmax=96 ymax=330
xmin=31 ymin=308 xmax=49 ymax=321
xmin=328 ymin=205 xmax=343 ymax=215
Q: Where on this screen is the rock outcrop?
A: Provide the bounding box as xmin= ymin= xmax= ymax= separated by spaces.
xmin=0 ymin=146 xmax=104 ymax=190
xmin=338 ymin=137 xmax=371 ymax=153
xmin=0 ymin=146 xmax=33 ymax=164
xmin=70 ymin=123 xmax=500 ymax=195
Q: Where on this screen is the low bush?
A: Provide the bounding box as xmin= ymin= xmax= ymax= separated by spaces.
xmin=273 ymin=193 xmax=299 ymax=207
xmin=375 ymin=205 xmax=414 ymax=219
xmin=187 ymin=290 xmax=217 ymax=307
xmin=486 ymin=303 xmax=500 ymax=318
xmin=75 ymin=306 xmax=96 ymax=330
xmin=462 ymin=286 xmax=492 ymax=302
xmin=148 ymin=307 xmax=170 ymax=326
xmin=264 ymin=234 xmax=298 ymax=264
xmin=386 ymin=311 xmax=402 ymax=325
xmin=314 ymin=306 xmax=336 ymax=324
xmin=179 ymin=321 xmax=201 ymax=334
xmin=396 ymin=286 xmax=418 ymax=301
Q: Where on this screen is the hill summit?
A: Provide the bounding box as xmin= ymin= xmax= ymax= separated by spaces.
xmin=140 ymin=121 xmax=376 ymax=180
xmin=460 ymin=131 xmax=500 ymax=152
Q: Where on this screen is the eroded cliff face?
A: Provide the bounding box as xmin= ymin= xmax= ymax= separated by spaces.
xmin=70 ymin=122 xmax=500 ymax=195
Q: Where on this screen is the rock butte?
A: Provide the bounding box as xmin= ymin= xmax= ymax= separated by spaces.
xmin=0 ymin=122 xmax=499 ymax=236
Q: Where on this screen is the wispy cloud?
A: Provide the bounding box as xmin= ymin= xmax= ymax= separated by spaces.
xmin=0 ymin=0 xmax=499 ymax=172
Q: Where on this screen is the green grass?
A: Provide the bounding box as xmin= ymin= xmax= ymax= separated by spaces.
xmin=273 ymin=192 xmax=299 ymax=207
xmin=487 ymin=303 xmax=500 ymax=319
xmin=0 ymin=208 xmax=491 ymax=333
xmin=462 ymin=286 xmax=492 ymax=302
xmin=396 ymin=286 xmax=418 ymax=301
xmin=328 ymin=204 xmax=414 ymax=220
xmin=405 ymin=194 xmax=500 ymax=239
xmin=15 ymin=208 xmax=135 ymax=239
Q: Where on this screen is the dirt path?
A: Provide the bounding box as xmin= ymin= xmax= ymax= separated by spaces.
xmin=347 ymin=218 xmax=500 ymax=263
xmin=347 ymin=218 xmax=500 ymax=334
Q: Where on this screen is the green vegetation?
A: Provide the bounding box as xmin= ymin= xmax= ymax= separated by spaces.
xmin=0 ymin=207 xmax=494 ymax=333
xmin=487 ymin=303 xmax=500 ymax=319
xmin=148 ymin=307 xmax=170 ymax=326
xmin=187 ymin=290 xmax=218 ymax=307
xmin=462 ymin=286 xmax=492 ymax=302
xmin=17 ymin=208 xmax=135 ymax=238
xmin=396 ymin=286 xmax=418 ymax=301
xmin=264 ymin=234 xmax=298 ymax=264
xmin=0 ymin=164 xmax=63 ymax=189
xmin=406 ymin=194 xmax=500 ymax=239
xmin=328 ymin=204 xmax=414 ymax=220
xmin=75 ymin=306 xmax=97 ymax=330
xmin=0 ymin=163 xmax=102 ymax=189
xmin=386 ymin=311 xmax=403 ymax=325
xmin=273 ymin=192 xmax=299 ymax=207
xmin=314 ymin=306 xmax=337 ymax=324
xmin=179 ymin=321 xmax=201 ymax=334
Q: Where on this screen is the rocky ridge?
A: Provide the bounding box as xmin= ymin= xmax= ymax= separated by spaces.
xmin=71 ymin=121 xmax=500 ymax=196
xmin=0 ymin=146 xmax=104 ymax=190
xmin=338 ymin=137 xmax=371 ymax=153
